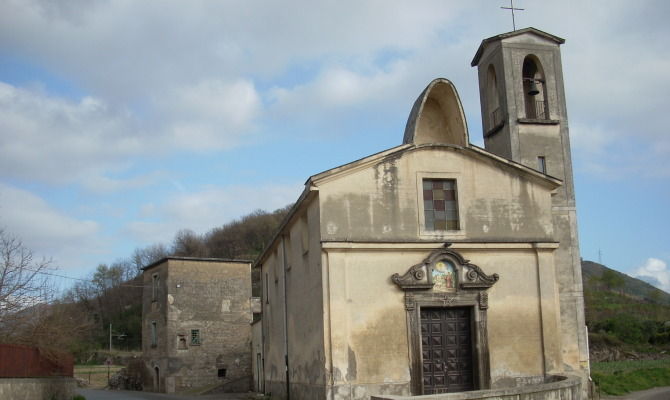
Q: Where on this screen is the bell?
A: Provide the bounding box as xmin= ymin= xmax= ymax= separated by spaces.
xmin=527 ymin=79 xmax=540 ymax=96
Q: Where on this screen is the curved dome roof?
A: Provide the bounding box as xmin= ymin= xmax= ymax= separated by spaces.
xmin=403 ymin=78 xmax=469 ymax=147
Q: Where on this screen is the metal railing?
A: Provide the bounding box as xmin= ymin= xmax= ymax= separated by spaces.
xmin=491 ymin=107 xmax=503 ymax=127
xmin=527 ymin=100 xmax=548 ymax=120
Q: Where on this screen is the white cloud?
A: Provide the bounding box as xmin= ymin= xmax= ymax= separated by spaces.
xmin=0 ymin=0 xmax=463 ymax=102
xmin=268 ymin=61 xmax=411 ymax=117
xmin=0 ymin=78 xmax=264 ymax=188
xmin=157 ymin=79 xmax=261 ymax=150
xmin=633 ymin=258 xmax=670 ymax=293
xmin=126 ymin=182 xmax=302 ymax=244
xmin=0 ymin=183 xmax=100 ymax=269
xmin=0 ymin=82 xmax=143 ymax=186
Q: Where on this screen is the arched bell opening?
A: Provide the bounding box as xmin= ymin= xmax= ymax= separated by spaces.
xmin=522 ymin=55 xmax=548 ymax=120
xmin=486 ymin=65 xmax=502 ymax=130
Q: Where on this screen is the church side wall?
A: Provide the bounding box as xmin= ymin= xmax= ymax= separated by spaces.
xmin=262 ymin=198 xmax=327 ymax=399
xmin=287 ymin=199 xmax=328 ymax=398
xmin=261 ymin=251 xmax=286 ymax=398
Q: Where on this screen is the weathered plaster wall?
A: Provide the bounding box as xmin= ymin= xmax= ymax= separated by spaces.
xmin=472 ymin=247 xmax=562 ymax=386
xmin=323 ymin=248 xmax=413 ymax=399
xmin=318 ymin=243 xmax=562 ymax=399
xmin=261 ymin=198 xmax=326 ymax=399
xmin=319 ymin=147 xmax=555 ymax=243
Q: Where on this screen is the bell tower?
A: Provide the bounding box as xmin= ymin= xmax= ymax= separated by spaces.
xmin=471 ymin=28 xmax=589 ymax=380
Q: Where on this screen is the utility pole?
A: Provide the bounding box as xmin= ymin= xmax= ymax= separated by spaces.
xmin=109 ymin=323 xmax=112 ymax=352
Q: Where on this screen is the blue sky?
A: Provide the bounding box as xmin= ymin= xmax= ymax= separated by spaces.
xmin=1 ymin=0 xmax=669 ymax=291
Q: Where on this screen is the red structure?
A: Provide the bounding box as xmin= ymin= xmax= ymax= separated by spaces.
xmin=0 ymin=344 xmax=73 ymax=378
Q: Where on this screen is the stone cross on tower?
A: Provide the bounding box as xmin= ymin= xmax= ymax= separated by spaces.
xmin=501 ymin=0 xmax=524 ymax=31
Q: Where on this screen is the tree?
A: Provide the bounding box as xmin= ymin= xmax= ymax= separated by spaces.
xmin=171 ymin=229 xmax=207 ymax=257
xmin=0 ymin=229 xmax=93 ymax=355
xmin=130 ymin=243 xmax=169 ymax=273
xmin=0 ymin=229 xmax=54 ymax=328
xmin=601 ymin=269 xmax=625 ymax=293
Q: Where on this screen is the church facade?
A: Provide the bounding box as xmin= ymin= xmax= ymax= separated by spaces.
xmin=255 ymin=28 xmax=588 ymax=399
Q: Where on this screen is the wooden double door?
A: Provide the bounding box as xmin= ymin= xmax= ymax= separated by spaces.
xmin=420 ymin=307 xmax=474 ymax=394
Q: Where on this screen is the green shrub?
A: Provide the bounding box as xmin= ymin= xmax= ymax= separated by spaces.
xmin=73 ymin=395 xmax=86 ymax=400
xmin=592 ymin=315 xmax=663 ymax=344
xmin=593 ymin=367 xmax=670 ymax=395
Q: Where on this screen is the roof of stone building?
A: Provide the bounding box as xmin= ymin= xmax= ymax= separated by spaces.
xmin=142 ymin=256 xmax=252 ymax=271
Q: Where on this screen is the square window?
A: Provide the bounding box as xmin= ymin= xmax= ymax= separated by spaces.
xmin=422 ymin=179 xmax=460 ymax=231
xmin=191 ymin=329 xmax=201 ymax=345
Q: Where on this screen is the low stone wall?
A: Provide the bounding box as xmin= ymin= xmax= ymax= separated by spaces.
xmin=0 ymin=377 xmax=76 ymax=400
xmin=371 ymin=375 xmax=581 ymax=400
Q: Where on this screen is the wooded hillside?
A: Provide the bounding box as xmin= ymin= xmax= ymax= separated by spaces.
xmin=0 ymin=205 xmax=292 ymax=361
xmin=5 ymin=206 xmax=670 ymax=363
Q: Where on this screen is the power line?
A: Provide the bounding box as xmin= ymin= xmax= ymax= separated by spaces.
xmin=19 ymin=266 xmax=149 ymax=289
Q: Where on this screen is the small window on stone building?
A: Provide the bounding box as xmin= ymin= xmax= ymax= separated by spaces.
xmin=264 ymin=272 xmax=269 ymax=304
xmin=151 ymin=321 xmax=157 ymax=347
xmin=218 ymin=368 xmax=226 ymax=378
xmin=178 ymin=334 xmax=187 ymax=349
xmin=190 ymin=329 xmax=201 ymax=345
xmin=423 ymin=179 xmax=459 ymax=231
xmin=152 ymin=273 xmax=159 ymax=301
xmin=538 ymin=156 xmax=547 ymax=174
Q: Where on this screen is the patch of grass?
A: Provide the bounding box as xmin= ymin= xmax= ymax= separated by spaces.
xmin=74 ymin=364 xmax=124 ymax=389
xmin=592 ymin=359 xmax=670 ymax=374
xmin=592 ymin=359 xmax=670 ymax=395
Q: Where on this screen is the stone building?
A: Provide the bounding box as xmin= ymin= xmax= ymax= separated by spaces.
xmin=254 ymin=28 xmax=588 ymax=399
xmin=141 ymin=257 xmax=253 ymax=393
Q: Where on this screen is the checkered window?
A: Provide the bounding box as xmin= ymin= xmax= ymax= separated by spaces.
xmin=191 ymin=329 xmax=201 ymax=345
xmin=423 ymin=179 xmax=459 ymax=231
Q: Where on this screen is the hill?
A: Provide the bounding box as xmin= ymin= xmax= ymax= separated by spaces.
xmin=582 ymin=260 xmax=670 ymax=305
xmin=582 ymin=260 xmax=670 ymax=359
